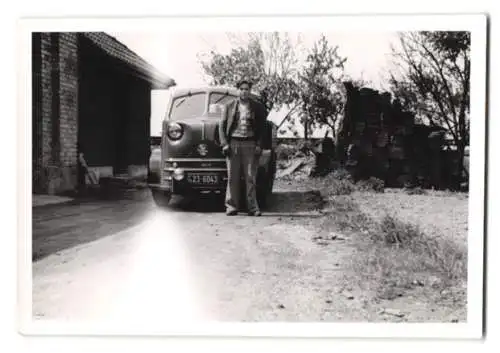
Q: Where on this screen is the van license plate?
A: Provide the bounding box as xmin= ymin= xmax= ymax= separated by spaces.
xmin=187 ymin=173 xmax=219 ymax=185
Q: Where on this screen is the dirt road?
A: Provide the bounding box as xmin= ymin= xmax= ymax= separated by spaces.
xmin=32 ymin=184 xmax=359 ymax=325
xmin=31 ymin=181 xmax=464 ymax=330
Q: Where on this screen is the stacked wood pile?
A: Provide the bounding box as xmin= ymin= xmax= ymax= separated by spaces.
xmin=309 ymin=132 xmax=336 ymax=177
xmin=336 ymin=82 xmax=460 ymax=189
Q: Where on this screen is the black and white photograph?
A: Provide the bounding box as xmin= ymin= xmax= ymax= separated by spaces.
xmin=17 ymin=14 xmax=486 ymax=339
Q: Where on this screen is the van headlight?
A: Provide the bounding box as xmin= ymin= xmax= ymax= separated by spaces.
xmin=167 ymin=123 xmax=183 ymax=140
xmin=173 ymin=168 xmax=185 ymax=181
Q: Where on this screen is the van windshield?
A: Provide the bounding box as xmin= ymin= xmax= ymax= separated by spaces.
xmin=169 ymin=93 xmax=206 ymax=120
xmin=208 ymin=92 xmax=237 ymax=116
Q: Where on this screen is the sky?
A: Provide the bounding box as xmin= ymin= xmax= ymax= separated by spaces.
xmin=109 ymin=31 xmax=400 ymax=137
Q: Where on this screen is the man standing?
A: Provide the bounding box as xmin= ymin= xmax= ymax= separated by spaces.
xmin=219 ymin=80 xmax=267 ymax=216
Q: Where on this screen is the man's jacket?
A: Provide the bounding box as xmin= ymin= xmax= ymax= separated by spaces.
xmin=219 ymin=98 xmax=267 ymax=149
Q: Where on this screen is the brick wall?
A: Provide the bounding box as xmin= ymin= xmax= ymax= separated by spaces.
xmin=33 ymin=32 xmax=155 ymax=194
xmin=40 ymin=33 xmax=52 ymax=171
xmin=58 ymin=33 xmax=79 ymax=190
xmin=59 ymin=33 xmax=78 ymax=168
xmin=33 ymin=32 xmax=79 ymax=194
xmin=32 ymin=33 xmax=42 ymax=191
xmin=32 ymin=33 xmax=54 ymax=193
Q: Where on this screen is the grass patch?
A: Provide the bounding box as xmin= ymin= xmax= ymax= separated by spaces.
xmin=320 ymin=195 xmax=373 ymax=238
xmin=319 ymin=191 xmax=467 ymax=301
xmin=369 ymin=215 xmax=467 ymax=281
xmin=403 ymin=186 xmax=427 ymax=195
xmin=322 ymin=196 xmax=374 ymax=233
xmin=278 ymin=164 xmax=386 ymax=196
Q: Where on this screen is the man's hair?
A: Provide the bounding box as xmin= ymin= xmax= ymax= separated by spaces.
xmin=236 ymin=79 xmax=253 ymax=89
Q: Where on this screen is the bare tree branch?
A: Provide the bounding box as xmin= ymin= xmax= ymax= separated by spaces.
xmin=388 ymin=31 xmax=470 ymax=179
xmin=418 ymin=37 xmax=458 ymax=121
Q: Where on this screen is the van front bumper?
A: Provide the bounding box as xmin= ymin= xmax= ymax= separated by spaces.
xmin=148 ymin=183 xmax=172 ymax=192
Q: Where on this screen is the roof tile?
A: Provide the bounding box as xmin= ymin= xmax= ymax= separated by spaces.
xmin=82 ymin=32 xmax=176 ymax=89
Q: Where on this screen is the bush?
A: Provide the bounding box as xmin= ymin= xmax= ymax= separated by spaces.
xmin=315 ymin=172 xmax=356 ymax=196
xmin=296 ymin=139 xmax=315 ymax=156
xmin=275 ymin=144 xmax=297 ymax=161
xmin=329 ymin=179 xmax=356 ymax=196
xmin=356 ymin=177 xmax=385 ymax=193
xmin=331 ymin=168 xmax=353 ymax=181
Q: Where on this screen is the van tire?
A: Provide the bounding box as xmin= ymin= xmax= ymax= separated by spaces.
xmin=151 ymin=189 xmax=171 ymax=207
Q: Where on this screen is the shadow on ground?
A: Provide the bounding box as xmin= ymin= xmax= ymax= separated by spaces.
xmin=166 ymin=189 xmax=325 ymax=216
xmin=32 ymin=189 xmax=325 ymax=261
xmin=167 ymin=194 xmax=226 ymax=213
xmin=32 ymin=198 xmax=153 ymax=262
xmin=266 ymin=190 xmax=325 ymax=214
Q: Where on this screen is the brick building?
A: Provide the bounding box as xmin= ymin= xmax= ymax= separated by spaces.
xmin=32 ymin=32 xmax=175 ymax=195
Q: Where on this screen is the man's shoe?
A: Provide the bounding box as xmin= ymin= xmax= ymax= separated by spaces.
xmin=226 ymin=210 xmax=238 ymax=216
xmin=248 ymin=210 xmax=262 ymax=216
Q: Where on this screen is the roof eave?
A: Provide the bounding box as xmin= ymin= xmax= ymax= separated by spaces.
xmin=83 ymin=32 xmax=176 ymax=89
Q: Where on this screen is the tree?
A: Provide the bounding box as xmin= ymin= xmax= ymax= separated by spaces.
xmin=199 ymin=32 xmax=302 ymax=118
xmin=388 ymin=31 xmax=470 ymax=178
xmin=294 ymin=35 xmax=347 ymax=140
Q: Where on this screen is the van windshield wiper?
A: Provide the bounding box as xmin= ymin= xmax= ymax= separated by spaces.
xmin=212 ymin=95 xmax=236 ymax=108
xmin=174 ymin=97 xmax=187 ymax=108
xmin=213 ymin=95 xmax=229 ymax=105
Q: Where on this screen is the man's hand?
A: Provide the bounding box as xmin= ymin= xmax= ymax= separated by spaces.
xmin=222 ymin=145 xmax=231 ymax=157
xmin=254 ymin=146 xmax=262 ymax=156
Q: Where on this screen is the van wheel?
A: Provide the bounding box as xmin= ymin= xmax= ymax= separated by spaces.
xmin=151 ymin=189 xmax=171 ymax=207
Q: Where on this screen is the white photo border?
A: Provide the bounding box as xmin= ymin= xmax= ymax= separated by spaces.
xmin=17 ymin=14 xmax=487 ymax=339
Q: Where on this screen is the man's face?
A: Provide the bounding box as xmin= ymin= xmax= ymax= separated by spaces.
xmin=238 ymin=83 xmax=251 ymax=100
